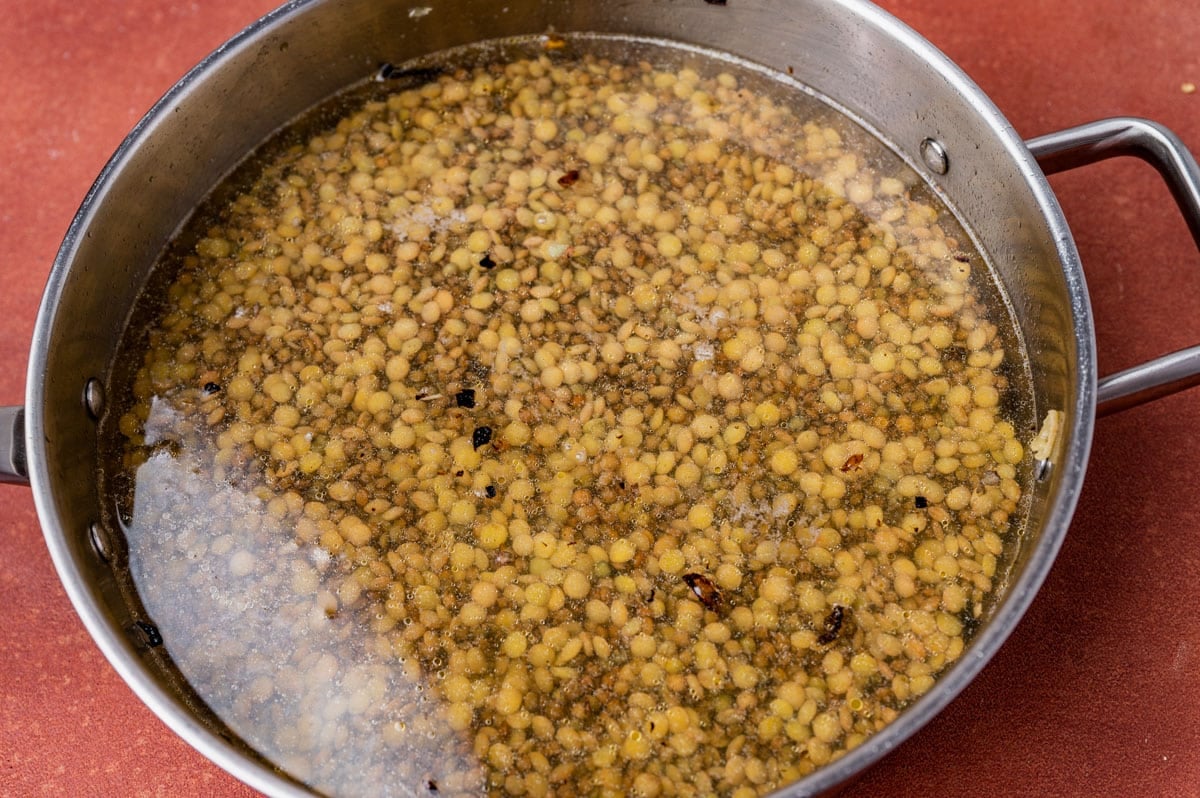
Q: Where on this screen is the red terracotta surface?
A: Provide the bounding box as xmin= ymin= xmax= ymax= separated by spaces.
xmin=2 ymin=0 xmax=1198 ymax=796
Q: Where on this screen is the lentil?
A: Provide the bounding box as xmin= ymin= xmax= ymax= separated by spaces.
xmin=106 ymin=37 xmax=1033 ymax=798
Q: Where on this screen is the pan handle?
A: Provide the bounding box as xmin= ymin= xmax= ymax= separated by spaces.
xmin=1025 ymin=117 xmax=1200 ymax=416
xmin=0 ymin=406 xmax=29 ymax=485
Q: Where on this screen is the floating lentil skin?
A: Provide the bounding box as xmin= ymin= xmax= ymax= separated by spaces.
xmin=682 ymin=573 xmax=724 ymax=612
xmin=106 ymin=38 xmax=1032 ymax=798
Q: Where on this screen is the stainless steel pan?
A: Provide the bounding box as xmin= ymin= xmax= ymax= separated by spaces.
xmin=3 ymin=0 xmax=1199 ymax=795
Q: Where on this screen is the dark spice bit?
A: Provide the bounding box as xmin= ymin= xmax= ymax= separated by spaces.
xmin=944 ymin=344 xmax=969 ymax=363
xmin=478 ymin=254 xmax=495 ymax=270
xmin=454 ymin=388 xmax=476 ymax=408
xmin=914 ymin=495 xmax=928 ymax=509
xmin=557 ymin=169 xmax=581 ymax=187
xmin=683 ymin=573 xmax=723 ymax=612
xmin=465 ymin=357 xmax=491 ymax=381
xmin=202 ymin=382 xmax=221 ymax=395
xmin=485 ymin=485 xmax=497 ymax=498
xmin=472 ymin=425 xmax=493 ymax=449
xmin=817 ymin=605 xmax=845 ymax=645
xmin=958 ymin=607 xmax=983 ymax=638
xmin=839 ymin=453 xmax=864 ymax=473
xmin=133 ymin=620 xmax=163 ymax=648
xmin=377 ymin=63 xmax=445 ymax=85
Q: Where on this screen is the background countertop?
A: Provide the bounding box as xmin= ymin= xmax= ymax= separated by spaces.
xmin=2 ymin=1 xmax=1198 ymax=795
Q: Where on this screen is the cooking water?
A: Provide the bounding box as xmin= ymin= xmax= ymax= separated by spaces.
xmin=107 ymin=33 xmax=1034 ymax=797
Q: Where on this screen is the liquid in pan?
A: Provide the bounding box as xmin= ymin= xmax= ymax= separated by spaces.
xmin=103 ymin=35 xmax=1034 ymax=798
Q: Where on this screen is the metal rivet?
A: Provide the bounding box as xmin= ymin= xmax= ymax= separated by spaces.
xmin=1035 ymin=459 xmax=1053 ymax=482
xmin=84 ymin=378 xmax=105 ymax=419
xmin=920 ymin=137 xmax=949 ymax=175
xmin=88 ymin=522 xmax=112 ymax=563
